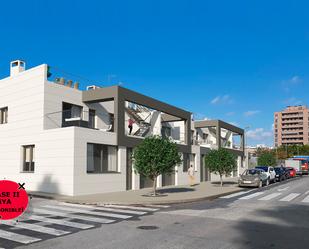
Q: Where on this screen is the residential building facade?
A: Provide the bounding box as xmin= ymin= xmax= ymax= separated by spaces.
xmin=274 ymin=105 xmax=309 ymax=147
xmin=0 ymin=61 xmax=245 ymax=196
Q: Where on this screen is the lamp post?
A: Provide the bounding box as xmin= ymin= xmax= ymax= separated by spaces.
xmin=244 ymin=126 xmax=250 ymax=169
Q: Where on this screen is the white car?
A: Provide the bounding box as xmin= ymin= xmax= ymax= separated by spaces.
xmin=255 ymin=166 xmax=276 ymax=185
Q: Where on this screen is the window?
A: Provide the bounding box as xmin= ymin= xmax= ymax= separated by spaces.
xmin=89 ymin=109 xmax=96 ymax=129
xmin=62 ymin=102 xmax=82 ymax=123
xmin=22 ymin=145 xmax=35 ymax=172
xmin=0 ymin=107 xmax=8 ymax=124
xmin=87 ymin=143 xmax=118 ymax=173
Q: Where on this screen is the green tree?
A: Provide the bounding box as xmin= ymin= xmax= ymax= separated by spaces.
xmin=204 ymin=148 xmax=237 ymax=187
xmin=257 ymin=151 xmax=276 ymax=166
xmin=132 ymin=136 xmax=182 ymax=196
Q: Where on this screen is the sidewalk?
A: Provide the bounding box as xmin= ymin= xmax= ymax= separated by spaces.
xmin=29 ymin=179 xmax=242 ymax=205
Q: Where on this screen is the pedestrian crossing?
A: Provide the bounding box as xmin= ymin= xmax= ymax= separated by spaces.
xmin=0 ymin=203 xmax=169 ymax=249
xmin=221 ymin=190 xmax=309 ymax=203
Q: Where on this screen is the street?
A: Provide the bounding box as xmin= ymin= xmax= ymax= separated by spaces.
xmin=1 ymin=176 xmax=309 ymax=249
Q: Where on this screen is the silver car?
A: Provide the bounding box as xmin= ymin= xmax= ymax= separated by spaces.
xmin=238 ymin=169 xmax=268 ymax=188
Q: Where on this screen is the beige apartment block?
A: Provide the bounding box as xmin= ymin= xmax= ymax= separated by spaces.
xmin=274 ymin=105 xmax=309 ymax=147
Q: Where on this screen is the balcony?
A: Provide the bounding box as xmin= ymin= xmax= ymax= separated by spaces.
xmin=45 ymin=110 xmax=114 ymax=132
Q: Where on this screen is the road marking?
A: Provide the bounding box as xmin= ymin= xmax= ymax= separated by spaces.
xmin=278 ymin=187 xmax=290 ymax=192
xmin=0 ymin=229 xmax=41 ymax=244
xmin=279 ymin=193 xmax=301 ymax=202
xmin=239 ymin=192 xmax=265 ymax=200
xmin=29 ymin=215 xmax=94 ymax=229
xmin=143 ymin=204 xmax=170 ymax=208
xmin=258 ymin=193 xmax=282 ymax=201
xmin=32 ymin=208 xmax=115 ymax=224
xmin=220 ymin=191 xmax=248 ymax=199
xmin=103 ymin=205 xmax=158 ymax=212
xmin=1 ymin=221 xmax=70 ymax=236
xmin=301 ymin=195 xmax=309 ymax=203
xmin=61 ymin=203 xmax=147 ymax=215
xmin=43 ymin=205 xmax=132 ymax=219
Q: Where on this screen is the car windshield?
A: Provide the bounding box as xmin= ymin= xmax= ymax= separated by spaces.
xmin=256 ymin=166 xmax=268 ymax=172
xmin=274 ymin=168 xmax=282 ymax=173
xmin=245 ymin=169 xmax=260 ymax=175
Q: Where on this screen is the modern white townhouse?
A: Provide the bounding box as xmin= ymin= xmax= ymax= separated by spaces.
xmin=0 ymin=60 xmax=245 ymax=196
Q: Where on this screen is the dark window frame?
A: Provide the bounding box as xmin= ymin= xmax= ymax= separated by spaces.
xmin=87 ymin=143 xmax=118 ymax=174
xmin=22 ymin=145 xmax=35 ymax=173
xmin=0 ymin=107 xmax=8 ymax=124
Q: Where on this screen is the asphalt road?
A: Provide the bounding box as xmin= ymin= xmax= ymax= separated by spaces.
xmin=2 ymin=176 xmax=309 ymax=249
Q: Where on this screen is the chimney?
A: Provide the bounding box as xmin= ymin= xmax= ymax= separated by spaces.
xmin=74 ymin=82 xmax=79 ymax=89
xmin=10 ymin=60 xmax=26 ymax=77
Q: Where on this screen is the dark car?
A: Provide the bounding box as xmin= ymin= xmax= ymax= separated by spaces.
xmin=274 ymin=167 xmax=289 ymax=182
xmin=239 ymin=169 xmax=268 ymax=188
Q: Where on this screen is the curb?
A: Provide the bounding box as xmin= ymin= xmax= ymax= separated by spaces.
xmin=64 ymin=189 xmax=245 ymax=206
xmin=29 ymin=188 xmax=244 ymax=206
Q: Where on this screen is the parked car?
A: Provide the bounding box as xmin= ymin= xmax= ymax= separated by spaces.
xmin=255 ymin=166 xmax=276 ymax=184
xmin=239 ymin=169 xmax=268 ymax=188
xmin=285 ymin=167 xmax=297 ymax=178
xmin=274 ymin=167 xmax=289 ymax=182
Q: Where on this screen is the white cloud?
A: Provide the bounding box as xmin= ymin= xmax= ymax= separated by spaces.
xmin=244 ymin=110 xmax=261 ymax=117
xmin=210 ymin=95 xmax=233 ymax=105
xmin=284 ymin=97 xmax=302 ymax=106
xmin=193 ymin=113 xmax=209 ymax=120
xmin=246 ymin=128 xmax=273 ymax=140
xmin=282 ymin=75 xmax=302 ymax=92
xmin=290 ymin=75 xmax=301 ymax=84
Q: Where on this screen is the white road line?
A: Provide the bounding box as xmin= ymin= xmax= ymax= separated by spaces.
xmin=0 ymin=229 xmax=41 ymax=244
xmin=239 ymin=192 xmax=265 ymax=200
xmin=1 ymin=221 xmax=69 ymax=236
xmin=143 ymin=204 xmax=170 ymax=208
xmin=278 ymin=187 xmax=290 ymax=192
xmin=301 ymin=195 xmax=309 ymax=203
xmin=220 ymin=191 xmax=248 ymax=199
xmin=32 ymin=208 xmax=114 ymax=224
xmin=103 ymin=205 xmax=158 ymax=212
xmin=279 ymin=193 xmax=301 ymax=202
xmin=29 ymin=215 xmax=94 ymax=229
xmin=61 ymin=203 xmax=147 ymax=215
xmin=258 ymin=193 xmax=282 ymax=201
xmin=43 ymin=205 xmax=132 ymax=219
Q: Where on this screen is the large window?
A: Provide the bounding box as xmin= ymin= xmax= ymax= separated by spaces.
xmin=0 ymin=107 xmax=8 ymax=124
xmin=62 ymin=102 xmax=82 ymax=122
xmin=89 ymin=109 xmax=96 ymax=129
xmin=87 ymin=143 xmax=118 ymax=173
xmin=22 ymin=145 xmax=35 ymax=172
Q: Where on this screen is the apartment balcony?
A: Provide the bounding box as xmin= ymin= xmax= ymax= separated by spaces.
xmin=281 ymin=123 xmax=303 ymax=128
xmin=45 ymin=110 xmax=114 ymax=132
xmin=281 ymin=119 xmax=303 ymax=124
xmin=281 ymin=114 xmax=303 ymax=119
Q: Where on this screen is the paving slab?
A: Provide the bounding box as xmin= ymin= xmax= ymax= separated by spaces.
xmin=29 ymin=179 xmax=243 ymax=205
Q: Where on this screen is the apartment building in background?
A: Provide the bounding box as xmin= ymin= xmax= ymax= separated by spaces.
xmin=274 ymin=105 xmax=309 ymax=147
xmin=0 ymin=60 xmax=245 ymax=196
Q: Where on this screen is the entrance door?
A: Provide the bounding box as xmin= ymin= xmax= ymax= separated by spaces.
xmin=201 ymin=155 xmax=210 ymax=181
xmin=126 ymin=148 xmax=133 ymax=190
xmin=162 ymin=172 xmax=175 ymax=186
xmin=140 ymin=176 xmax=154 ymax=189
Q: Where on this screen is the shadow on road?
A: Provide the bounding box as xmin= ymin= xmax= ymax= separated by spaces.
xmin=232 ymin=204 xmax=309 ymax=249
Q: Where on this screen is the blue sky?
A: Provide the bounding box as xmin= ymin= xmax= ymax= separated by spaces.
xmin=0 ymin=0 xmax=308 ymax=146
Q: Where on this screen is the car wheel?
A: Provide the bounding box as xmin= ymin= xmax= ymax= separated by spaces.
xmin=266 ymin=178 xmax=270 ymax=186
xmin=273 ymin=178 xmax=276 ymax=183
xmin=258 ymin=180 xmax=263 ymax=188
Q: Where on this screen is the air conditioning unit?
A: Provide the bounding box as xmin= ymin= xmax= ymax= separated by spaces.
xmin=86 ymin=85 xmax=101 ymax=90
